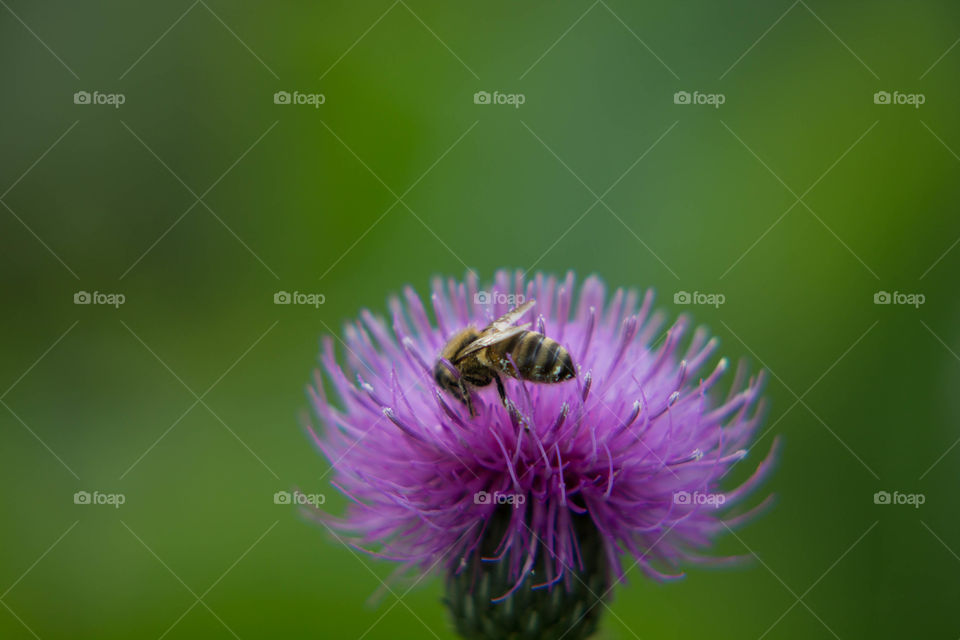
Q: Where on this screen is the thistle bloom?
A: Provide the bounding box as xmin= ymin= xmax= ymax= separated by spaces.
xmin=306 ymin=271 xmax=777 ymax=639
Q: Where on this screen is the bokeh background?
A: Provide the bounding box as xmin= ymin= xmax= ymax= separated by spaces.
xmin=2 ymin=1 xmax=959 ymax=638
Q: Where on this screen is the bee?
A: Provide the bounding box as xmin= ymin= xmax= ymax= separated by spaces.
xmin=433 ymin=300 xmax=576 ymax=416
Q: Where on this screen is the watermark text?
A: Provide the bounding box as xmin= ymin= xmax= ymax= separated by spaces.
xmin=473 ymin=91 xmax=525 ymax=108
xmin=674 ymin=90 xmax=725 ymax=108
xmin=74 ymin=91 xmax=125 ymax=108
xmin=74 ymin=490 xmax=126 ymax=508
xmin=74 ymin=291 xmax=125 ymax=308
xmin=874 ymin=490 xmax=924 ymax=508
xmin=274 ymin=291 xmax=325 ymax=308
xmin=874 ymin=290 xmax=924 ymax=308
xmin=674 ymin=490 xmax=725 ymax=508
xmin=274 ymin=91 xmax=325 ymax=108
xmin=274 ymin=490 xmax=326 ymax=506
xmin=674 ymin=290 xmax=725 ymax=308
xmin=873 ymin=91 xmax=924 ymax=108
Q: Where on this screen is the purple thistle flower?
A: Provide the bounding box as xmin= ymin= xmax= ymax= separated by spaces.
xmin=305 ymin=271 xmax=777 ymax=638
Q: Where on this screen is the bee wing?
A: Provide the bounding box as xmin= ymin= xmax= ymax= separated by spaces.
xmin=453 ymin=324 xmax=531 ymax=361
xmin=488 ymin=299 xmax=536 ymax=332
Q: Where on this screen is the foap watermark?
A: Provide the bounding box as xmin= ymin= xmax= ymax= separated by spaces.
xmin=474 ymin=490 xmax=525 ymax=506
xmin=874 ymin=290 xmax=924 ymax=308
xmin=474 ymin=291 xmax=526 ymax=306
xmin=74 ymin=291 xmax=125 ymax=308
xmin=673 ymin=90 xmax=725 ymax=108
xmin=274 ymin=490 xmax=326 ymax=506
xmin=273 ymin=90 xmax=325 ymax=108
xmin=274 ymin=290 xmax=325 ymax=308
xmin=873 ymin=90 xmax=925 ymax=108
xmin=473 ymin=90 xmax=525 ymax=108
xmin=73 ymin=90 xmax=126 ymax=108
xmin=873 ymin=490 xmax=925 ymax=508
xmin=74 ymin=490 xmax=126 ymax=508
xmin=674 ymin=290 xmax=725 ymax=308
xmin=673 ymin=490 xmax=726 ymax=508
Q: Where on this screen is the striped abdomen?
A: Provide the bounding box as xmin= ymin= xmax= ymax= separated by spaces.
xmin=485 ymin=331 xmax=576 ymax=383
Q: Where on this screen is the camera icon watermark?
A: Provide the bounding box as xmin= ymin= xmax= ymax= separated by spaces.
xmin=473 ymin=90 xmax=525 ymax=108
xmin=273 ymin=90 xmax=325 ymax=108
xmin=73 ymin=90 xmax=125 ymax=108
xmin=673 ymin=90 xmax=725 ymax=108
xmin=74 ymin=291 xmax=125 ymax=308
xmin=673 ymin=490 xmax=726 ymax=508
xmin=873 ymin=290 xmax=924 ymax=308
xmin=274 ymin=490 xmax=326 ymax=506
xmin=474 ymin=490 xmax=525 ymax=507
xmin=873 ymin=490 xmax=924 ymax=508
xmin=673 ymin=290 xmax=725 ymax=308
xmin=873 ymin=90 xmax=924 ymax=108
xmin=474 ymin=291 xmax=526 ymax=306
xmin=73 ymin=490 xmax=126 ymax=508
xmin=273 ymin=290 xmax=325 ymax=308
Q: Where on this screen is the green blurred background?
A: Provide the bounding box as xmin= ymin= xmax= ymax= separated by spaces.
xmin=1 ymin=1 xmax=958 ymax=638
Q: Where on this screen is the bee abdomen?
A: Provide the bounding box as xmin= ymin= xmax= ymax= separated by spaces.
xmin=514 ymin=332 xmax=575 ymax=382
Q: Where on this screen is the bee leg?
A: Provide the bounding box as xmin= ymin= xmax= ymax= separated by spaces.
xmin=459 ymin=380 xmax=477 ymax=417
xmin=493 ymin=373 xmax=507 ymax=407
xmin=495 ymin=374 xmax=528 ymax=430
